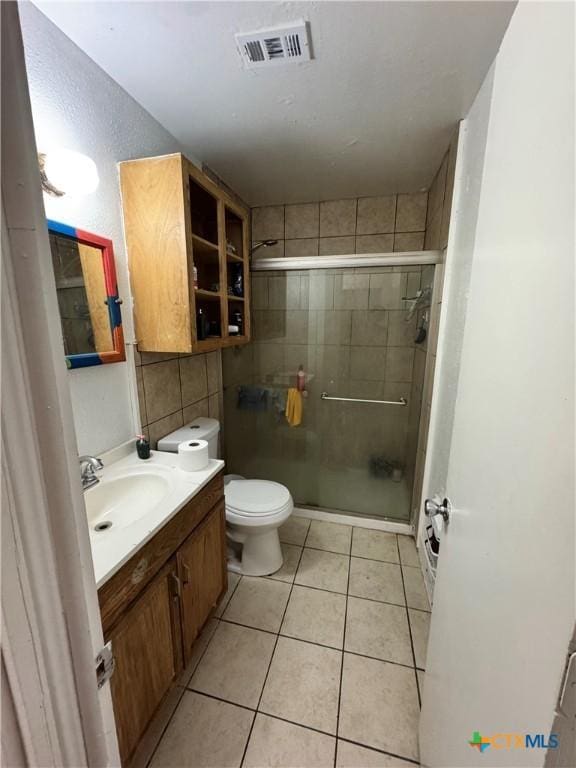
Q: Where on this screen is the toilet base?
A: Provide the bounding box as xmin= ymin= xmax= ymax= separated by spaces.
xmin=226 ymin=527 xmax=284 ymax=576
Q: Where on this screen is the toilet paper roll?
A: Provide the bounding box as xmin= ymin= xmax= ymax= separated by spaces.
xmin=178 ymin=439 xmax=209 ymax=472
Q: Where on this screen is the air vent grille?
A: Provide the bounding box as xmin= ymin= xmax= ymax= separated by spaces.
xmin=236 ymin=21 xmax=311 ymax=69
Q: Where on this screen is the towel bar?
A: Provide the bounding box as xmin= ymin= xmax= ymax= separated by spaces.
xmin=320 ymin=392 xmax=407 ymax=406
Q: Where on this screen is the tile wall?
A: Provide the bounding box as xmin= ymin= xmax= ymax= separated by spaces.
xmin=223 ymin=266 xmax=428 ymax=518
xmin=424 ymin=129 xmax=458 ymax=251
xmin=251 ymin=192 xmax=428 ymax=259
xmin=135 ymin=349 xmax=223 ymax=448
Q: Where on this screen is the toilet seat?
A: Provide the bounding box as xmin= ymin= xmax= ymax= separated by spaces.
xmin=225 ymin=479 xmax=292 ymax=518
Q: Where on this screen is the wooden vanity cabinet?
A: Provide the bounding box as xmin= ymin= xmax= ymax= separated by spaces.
xmin=106 ymin=559 xmax=182 ymax=763
xmin=119 ymin=153 xmax=251 ymax=354
xmin=98 ymin=473 xmax=226 ymax=766
xmin=178 ymin=498 xmax=226 ymax=663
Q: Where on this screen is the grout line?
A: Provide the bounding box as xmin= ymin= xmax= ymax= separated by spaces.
xmin=238 ymin=542 xmax=307 ymax=768
xmin=146 ymin=617 xmax=222 ymax=768
xmin=177 ymin=356 xmax=184 ymax=412
xmin=218 ymin=572 xmax=243 ymax=615
xmin=333 ymin=523 xmax=353 ymax=766
xmin=156 ymin=531 xmax=423 ymax=767
xmin=397 ymin=536 xmax=422 ymax=709
xmin=219 ymin=610 xmax=418 ymax=674
xmin=237 ymin=624 xmax=416 ymax=673
xmin=203 ymin=353 xmax=209 ymax=399
xmin=183 ymin=688 xmax=421 ymax=767
xmin=143 ymin=685 xmax=187 ymax=768
xmin=139 ymin=353 xmax=180 ymax=366
xmin=147 ymin=573 xmax=246 ymax=766
xmin=294 ymin=538 xmax=424 ymax=571
xmin=186 ymin=687 xmax=256 ymax=714
xmin=290 ymin=575 xmax=425 ymax=610
xmin=337 ymin=736 xmax=420 ymax=766
xmin=256 ymin=709 xmax=337 ymax=740
xmin=304 ymin=543 xmax=399 ymax=564
xmin=219 ymin=617 xmax=278 ymax=638
xmin=301 ymin=518 xmax=312 ymax=548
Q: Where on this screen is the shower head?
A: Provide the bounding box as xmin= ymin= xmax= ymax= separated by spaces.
xmin=250 ymin=239 xmax=278 ymax=255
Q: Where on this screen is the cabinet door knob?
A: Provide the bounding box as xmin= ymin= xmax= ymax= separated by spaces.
xmin=182 ymin=563 xmax=191 ymax=586
xmin=169 ymin=573 xmax=181 ymax=597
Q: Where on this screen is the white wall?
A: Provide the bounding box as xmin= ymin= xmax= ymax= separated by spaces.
xmin=19 ymin=2 xmax=200 ymax=455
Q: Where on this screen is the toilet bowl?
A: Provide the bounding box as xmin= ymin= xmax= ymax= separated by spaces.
xmin=157 ymin=418 xmax=294 ymax=576
xmin=224 ymin=475 xmax=293 ymax=576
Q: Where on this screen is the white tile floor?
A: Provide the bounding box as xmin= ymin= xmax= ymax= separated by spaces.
xmin=149 ymin=518 xmax=430 ymax=768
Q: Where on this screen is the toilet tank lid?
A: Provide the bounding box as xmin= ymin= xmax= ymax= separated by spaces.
xmin=157 ymin=417 xmax=220 ymax=453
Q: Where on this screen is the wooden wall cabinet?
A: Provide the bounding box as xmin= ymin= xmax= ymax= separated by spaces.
xmin=119 ymin=153 xmax=251 ymax=353
xmin=99 ymin=474 xmax=226 ymax=765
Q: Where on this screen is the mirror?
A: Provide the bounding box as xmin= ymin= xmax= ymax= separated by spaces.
xmin=47 ymin=220 xmax=125 ymax=368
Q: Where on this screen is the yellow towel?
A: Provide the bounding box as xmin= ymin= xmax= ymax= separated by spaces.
xmin=285 ymin=387 xmax=302 ymax=427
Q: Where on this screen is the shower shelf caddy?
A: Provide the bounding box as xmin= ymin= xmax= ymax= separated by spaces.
xmin=119 ymin=153 xmax=251 ymax=353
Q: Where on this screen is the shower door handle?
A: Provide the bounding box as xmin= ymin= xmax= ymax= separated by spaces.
xmin=424 ymin=497 xmax=451 ymax=522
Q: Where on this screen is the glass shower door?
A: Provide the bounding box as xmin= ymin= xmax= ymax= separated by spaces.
xmin=222 ymin=264 xmax=433 ymax=522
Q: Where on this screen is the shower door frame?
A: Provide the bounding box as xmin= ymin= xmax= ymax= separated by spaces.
xmin=251 ymin=251 xmax=441 ymax=272
xmin=250 ymin=249 xmax=443 ymax=535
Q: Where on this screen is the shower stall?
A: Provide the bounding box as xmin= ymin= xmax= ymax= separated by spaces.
xmin=222 ymin=253 xmax=439 ymax=526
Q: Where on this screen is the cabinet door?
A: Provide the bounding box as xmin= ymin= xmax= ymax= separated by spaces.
xmin=178 ymin=500 xmax=227 ymax=663
xmin=107 ymin=560 xmax=182 ymax=765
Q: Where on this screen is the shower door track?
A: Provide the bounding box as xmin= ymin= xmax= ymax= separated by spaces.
xmin=293 ymin=505 xmax=414 ymax=536
xmin=251 ymin=250 xmax=442 ymax=272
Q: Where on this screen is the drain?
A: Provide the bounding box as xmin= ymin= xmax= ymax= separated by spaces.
xmin=94 ymin=520 xmax=113 ymax=532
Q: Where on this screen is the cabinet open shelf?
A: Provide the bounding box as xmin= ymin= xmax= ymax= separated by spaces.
xmin=189 ymin=177 xmax=218 ymax=243
xmin=192 ymin=233 xmax=219 ymax=259
xmin=195 ymin=288 xmax=221 ymax=301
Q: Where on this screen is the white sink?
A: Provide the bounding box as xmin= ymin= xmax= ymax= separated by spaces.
xmin=85 ymin=467 xmax=172 ymax=532
xmin=84 ymin=447 xmax=224 ymax=587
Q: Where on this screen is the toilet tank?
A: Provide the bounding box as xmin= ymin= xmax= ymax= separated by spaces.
xmin=156 ymin=417 xmax=220 ymax=458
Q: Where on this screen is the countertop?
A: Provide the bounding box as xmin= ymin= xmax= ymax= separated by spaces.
xmin=87 ymin=447 xmax=224 ymax=588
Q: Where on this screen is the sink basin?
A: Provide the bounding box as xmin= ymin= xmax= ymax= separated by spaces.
xmin=85 ymin=468 xmax=172 ymax=532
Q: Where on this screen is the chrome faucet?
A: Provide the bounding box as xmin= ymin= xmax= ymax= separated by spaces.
xmin=79 ymin=455 xmax=104 ymax=491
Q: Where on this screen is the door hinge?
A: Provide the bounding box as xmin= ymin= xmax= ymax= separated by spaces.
xmin=95 ymin=641 xmax=115 ymax=689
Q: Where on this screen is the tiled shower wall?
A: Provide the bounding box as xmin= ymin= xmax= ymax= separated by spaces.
xmin=425 ymin=129 xmax=458 ymax=251
xmin=251 ymin=193 xmax=428 ymax=259
xmin=223 ymin=266 xmax=430 ymax=500
xmin=134 ymin=349 xmax=223 ymax=448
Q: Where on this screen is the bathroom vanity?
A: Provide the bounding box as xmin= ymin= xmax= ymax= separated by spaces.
xmin=91 ymin=452 xmax=227 ymax=765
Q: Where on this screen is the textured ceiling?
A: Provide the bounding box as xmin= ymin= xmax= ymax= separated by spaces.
xmin=33 ymin=1 xmax=515 ymax=205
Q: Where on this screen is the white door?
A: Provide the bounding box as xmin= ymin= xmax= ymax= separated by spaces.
xmin=420 ymin=3 xmax=574 ymax=768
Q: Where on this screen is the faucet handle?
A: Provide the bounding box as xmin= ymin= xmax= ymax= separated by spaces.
xmin=79 ymin=456 xmax=104 ymax=491
xmin=79 ymin=456 xmax=104 ymax=480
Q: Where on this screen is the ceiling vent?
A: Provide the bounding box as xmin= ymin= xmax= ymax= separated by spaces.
xmin=235 ymin=20 xmax=312 ymax=69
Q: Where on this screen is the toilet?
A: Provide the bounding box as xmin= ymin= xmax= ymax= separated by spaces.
xmin=157 ymin=418 xmax=293 ymax=576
